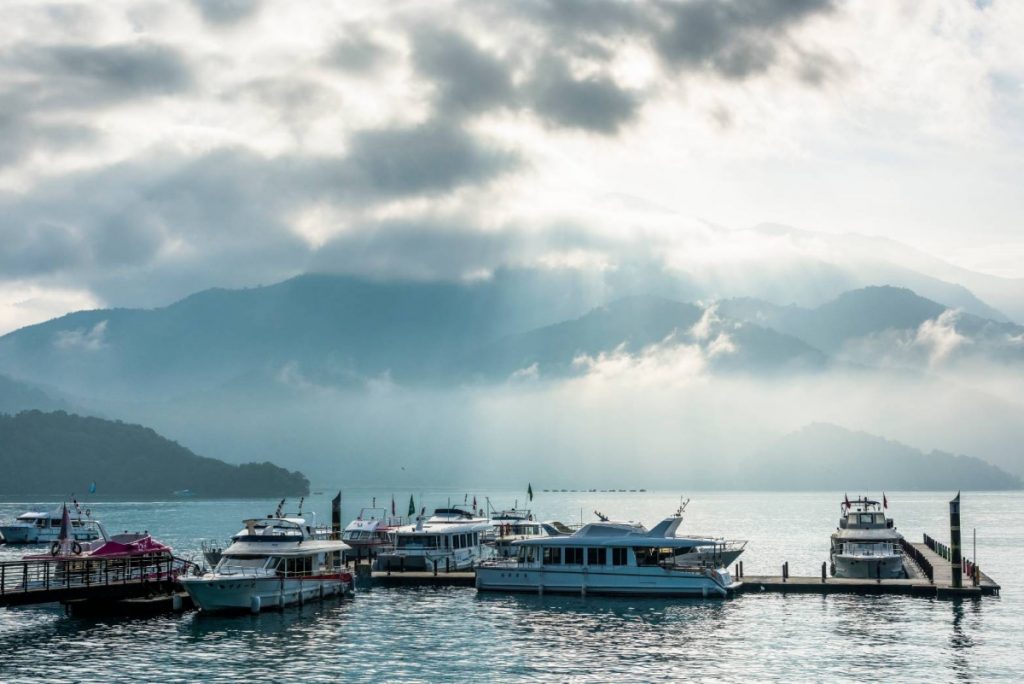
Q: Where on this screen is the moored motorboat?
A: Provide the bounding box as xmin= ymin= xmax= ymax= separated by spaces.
xmin=0 ymin=505 xmax=104 ymax=545
xmin=830 ymin=495 xmax=904 ymax=579
xmin=180 ymin=513 xmax=353 ymax=613
xmin=342 ymin=507 xmax=404 ymax=560
xmin=376 ymin=506 xmax=494 ymax=572
xmin=476 ymin=505 xmax=746 ymax=597
xmin=488 ymin=508 xmax=566 ymax=558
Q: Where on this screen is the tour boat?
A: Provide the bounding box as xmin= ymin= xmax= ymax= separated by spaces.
xmin=0 ymin=505 xmax=104 ymax=545
xmin=180 ymin=515 xmax=353 ymax=613
xmin=342 ymin=507 xmax=404 ymax=559
xmin=830 ymin=495 xmax=904 ymax=579
xmin=475 ymin=507 xmax=746 ymax=597
xmin=376 ymin=506 xmax=494 ymax=572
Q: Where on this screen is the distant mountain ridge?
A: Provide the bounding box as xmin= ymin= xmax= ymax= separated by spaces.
xmin=0 ymin=411 xmax=309 ymax=498
xmin=741 ymin=423 xmax=1021 ymax=490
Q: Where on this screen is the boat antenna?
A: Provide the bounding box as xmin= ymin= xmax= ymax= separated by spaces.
xmin=676 ymin=497 xmax=690 ymax=517
xmin=298 ymin=496 xmax=305 ymax=517
xmin=594 ymin=510 xmax=609 ymax=522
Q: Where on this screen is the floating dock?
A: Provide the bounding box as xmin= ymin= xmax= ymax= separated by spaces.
xmin=370 ymin=570 xmax=475 ymax=587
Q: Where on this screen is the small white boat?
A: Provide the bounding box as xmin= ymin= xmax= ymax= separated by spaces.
xmin=376 ymin=506 xmax=495 ymax=572
xmin=180 ymin=515 xmax=353 ymax=613
xmin=342 ymin=507 xmax=404 ymax=559
xmin=830 ymin=496 xmax=904 ymax=579
xmin=476 ymin=506 xmax=746 ymax=597
xmin=0 ymin=505 xmax=103 ymax=545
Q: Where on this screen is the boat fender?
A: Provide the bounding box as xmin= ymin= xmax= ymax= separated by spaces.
xmin=50 ymin=541 xmax=61 ymax=556
xmin=71 ymin=541 xmax=83 ymax=555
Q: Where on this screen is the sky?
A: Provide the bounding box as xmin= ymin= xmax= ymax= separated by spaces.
xmin=1 ymin=0 xmax=1023 ymax=334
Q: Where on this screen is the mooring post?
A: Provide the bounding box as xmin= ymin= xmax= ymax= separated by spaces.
xmin=782 ymin=562 xmax=788 ymax=582
xmin=739 ymin=561 xmax=743 ymax=579
xmin=950 ymin=492 xmax=963 ymax=588
xmin=821 ymin=561 xmax=826 ymax=583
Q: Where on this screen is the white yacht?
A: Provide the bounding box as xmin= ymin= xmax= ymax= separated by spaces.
xmin=830 ymin=496 xmax=904 ymax=579
xmin=180 ymin=515 xmax=353 ymax=612
xmin=0 ymin=505 xmax=104 ymax=545
xmin=488 ymin=508 xmax=569 ymax=558
xmin=342 ymin=507 xmax=404 ymax=559
xmin=376 ymin=506 xmax=494 ymax=572
xmin=476 ymin=508 xmax=746 ymax=597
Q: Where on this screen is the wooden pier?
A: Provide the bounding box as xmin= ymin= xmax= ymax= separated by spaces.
xmin=0 ymin=555 xmax=195 ymax=609
xmin=735 ymin=534 xmax=1000 ymax=598
xmin=371 ymin=570 xmax=476 ymax=586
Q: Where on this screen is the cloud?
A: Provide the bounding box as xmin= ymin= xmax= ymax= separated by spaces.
xmin=914 ymin=309 xmax=970 ymax=367
xmin=412 ymin=28 xmax=514 ymax=117
xmin=324 ymin=34 xmax=394 ymax=73
xmin=0 ymin=110 xmax=97 ymax=167
xmin=524 ymin=55 xmax=640 ymax=133
xmin=54 ymin=320 xmax=108 ymax=351
xmin=190 ymin=0 xmax=262 ymax=26
xmin=654 ymin=0 xmax=837 ymax=79
xmin=3 ymin=42 xmax=194 ymax=109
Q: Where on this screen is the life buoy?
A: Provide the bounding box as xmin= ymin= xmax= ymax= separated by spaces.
xmin=71 ymin=541 xmax=83 ymax=555
xmin=50 ymin=541 xmax=60 ymax=556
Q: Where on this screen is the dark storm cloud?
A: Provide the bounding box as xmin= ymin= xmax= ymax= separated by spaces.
xmin=3 ymin=41 xmax=193 ymax=109
xmin=333 ymin=121 xmax=519 ymax=199
xmin=190 ymin=0 xmax=263 ymax=26
xmin=654 ymin=0 xmax=837 ymax=78
xmin=525 ymin=56 xmax=639 ymax=134
xmin=412 ymin=28 xmax=515 ymax=117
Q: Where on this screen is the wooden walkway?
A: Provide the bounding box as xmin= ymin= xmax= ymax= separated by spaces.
xmin=0 ymin=555 xmax=193 ymax=608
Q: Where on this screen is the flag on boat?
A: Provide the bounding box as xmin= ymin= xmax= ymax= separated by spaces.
xmin=59 ymin=503 xmax=72 ymax=541
xmin=883 ymin=492 xmax=888 ymax=509
xmin=528 ymin=483 xmax=533 ymax=502
xmin=391 ymin=495 xmax=396 ymax=516
xmin=88 ymin=481 xmax=97 ymax=494
xmin=472 ymin=495 xmax=477 ymax=510
xmin=408 ymin=495 xmax=415 ymax=516
xmin=843 ymin=493 xmax=850 ymax=508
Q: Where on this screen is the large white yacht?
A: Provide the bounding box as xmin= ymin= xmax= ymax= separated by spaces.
xmin=476 ymin=507 xmax=746 ymax=597
xmin=830 ymin=496 xmax=904 ymax=579
xmin=0 ymin=505 xmax=104 ymax=544
xmin=180 ymin=515 xmax=353 ymax=612
xmin=488 ymin=508 xmax=576 ymax=558
xmin=376 ymin=506 xmax=494 ymax=572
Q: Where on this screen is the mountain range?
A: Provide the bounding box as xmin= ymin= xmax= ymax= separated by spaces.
xmin=0 ymin=266 xmax=1022 ymax=487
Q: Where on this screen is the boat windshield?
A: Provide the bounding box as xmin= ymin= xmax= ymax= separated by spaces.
xmin=218 ymin=554 xmax=269 ymax=570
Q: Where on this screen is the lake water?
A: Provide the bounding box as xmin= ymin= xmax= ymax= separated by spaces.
xmin=1 ymin=490 xmax=1021 ymax=682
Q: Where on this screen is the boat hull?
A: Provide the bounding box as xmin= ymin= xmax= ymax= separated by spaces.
xmin=832 ymin=554 xmax=904 ymax=579
xmin=180 ymin=573 xmax=354 ymax=613
xmin=0 ymin=526 xmax=101 ymax=545
xmin=475 ymin=565 xmax=737 ymax=597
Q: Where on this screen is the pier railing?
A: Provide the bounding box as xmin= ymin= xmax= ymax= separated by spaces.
xmin=900 ymin=538 xmax=933 ymax=582
xmin=921 ymin=534 xmax=981 ymax=587
xmin=0 ymin=554 xmax=196 ymax=607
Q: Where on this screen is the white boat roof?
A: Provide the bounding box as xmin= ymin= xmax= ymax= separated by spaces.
xmin=514 ymin=515 xmax=737 ymax=549
xmin=833 ymin=528 xmax=903 ymax=541
xmin=222 ymin=539 xmax=350 ymax=556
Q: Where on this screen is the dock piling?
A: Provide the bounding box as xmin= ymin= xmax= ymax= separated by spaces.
xmin=821 ymin=561 xmax=826 ymax=583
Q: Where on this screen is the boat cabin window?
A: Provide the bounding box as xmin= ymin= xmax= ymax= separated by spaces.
xmin=634 ymin=548 xmax=676 ymax=566
xmin=543 ymin=547 xmax=561 ymax=565
xmin=517 ymin=547 xmax=537 ymax=563
xmin=281 ymin=556 xmax=314 ymax=575
xmin=587 ymin=548 xmax=607 ymax=566
xmin=564 ymin=548 xmax=583 ymax=565
xmin=611 ymin=548 xmax=629 ymax=566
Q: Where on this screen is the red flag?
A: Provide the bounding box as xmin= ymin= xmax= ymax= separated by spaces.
xmin=883 ymin=492 xmax=888 ymax=509
xmin=844 ymin=493 xmax=850 ymax=508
